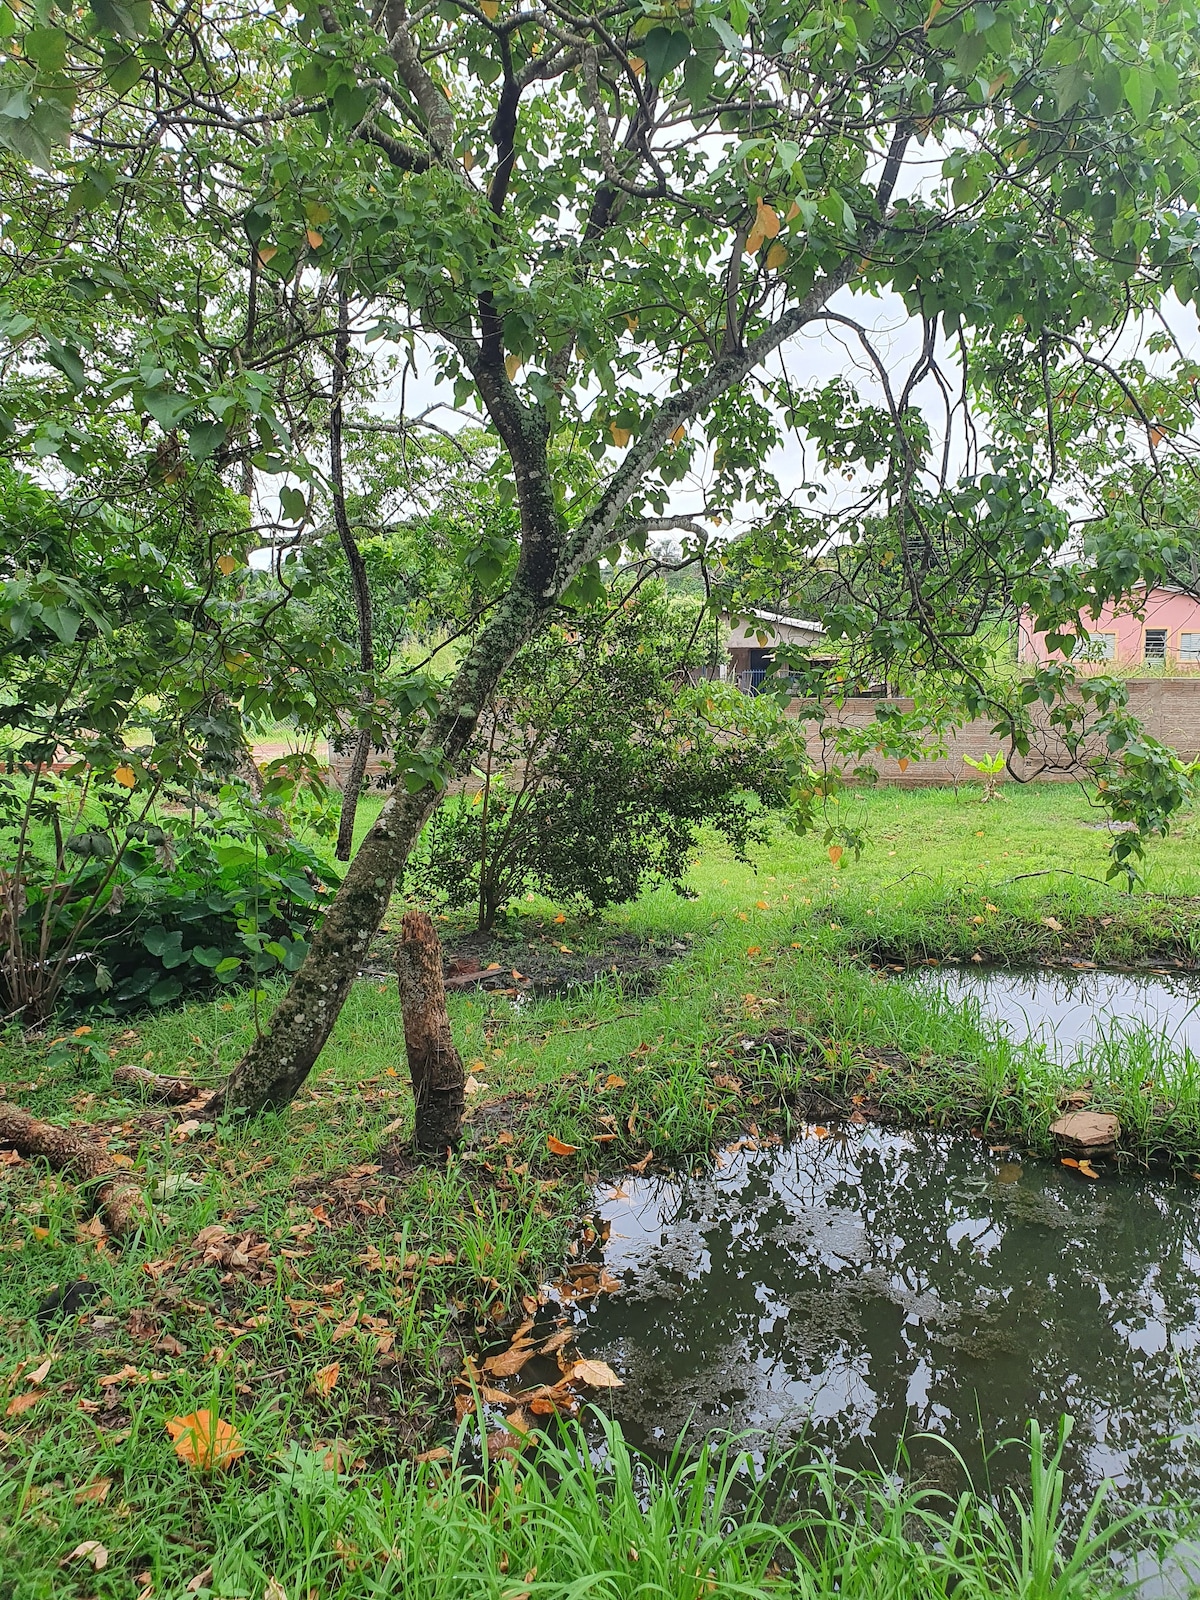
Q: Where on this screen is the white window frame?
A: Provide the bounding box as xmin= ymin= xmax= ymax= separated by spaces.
xmin=1179 ymin=632 xmax=1200 ymax=663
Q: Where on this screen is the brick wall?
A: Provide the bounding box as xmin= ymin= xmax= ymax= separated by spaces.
xmin=793 ymin=677 xmax=1200 ymax=786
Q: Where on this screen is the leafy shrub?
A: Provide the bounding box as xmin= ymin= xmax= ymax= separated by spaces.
xmin=0 ymin=771 xmax=337 ymax=1020
xmin=408 ymin=589 xmax=802 ymax=928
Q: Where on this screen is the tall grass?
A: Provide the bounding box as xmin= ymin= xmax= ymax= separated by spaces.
xmin=51 ymin=1414 xmax=1164 ymax=1600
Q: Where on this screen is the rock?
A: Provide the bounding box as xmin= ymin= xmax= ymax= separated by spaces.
xmin=36 ymin=1279 xmax=102 ymax=1325
xmin=1049 ymin=1110 xmax=1120 ymax=1151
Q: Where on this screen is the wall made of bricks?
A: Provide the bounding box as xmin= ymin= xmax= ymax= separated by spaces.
xmin=793 ymin=677 xmax=1200 ymax=786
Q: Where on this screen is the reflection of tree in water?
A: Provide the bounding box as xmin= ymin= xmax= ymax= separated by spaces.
xmin=583 ymin=1131 xmax=1200 ymax=1516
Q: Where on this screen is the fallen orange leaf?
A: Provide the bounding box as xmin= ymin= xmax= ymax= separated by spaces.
xmin=310 ymin=1362 xmax=340 ymax=1396
xmin=166 ymin=1410 xmax=245 ymax=1471
xmin=546 ymin=1135 xmax=579 ymax=1157
xmin=75 ymin=1478 xmax=112 ymax=1505
xmin=566 ymin=1358 xmax=623 ymax=1389
xmin=828 ymin=845 xmax=843 ymax=865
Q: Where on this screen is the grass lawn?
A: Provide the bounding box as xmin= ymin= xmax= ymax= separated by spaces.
xmin=2 ymin=781 xmax=1199 ymax=1596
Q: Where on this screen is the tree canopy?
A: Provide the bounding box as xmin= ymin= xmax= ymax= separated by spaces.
xmin=2 ymin=0 xmax=1199 ymax=1105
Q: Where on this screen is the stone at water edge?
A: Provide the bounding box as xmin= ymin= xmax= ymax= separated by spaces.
xmin=1048 ymin=1110 xmax=1121 ymax=1152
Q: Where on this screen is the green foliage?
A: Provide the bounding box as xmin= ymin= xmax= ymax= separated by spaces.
xmin=0 ymin=770 xmax=338 ymax=1019
xmin=409 ymin=590 xmax=801 ymax=927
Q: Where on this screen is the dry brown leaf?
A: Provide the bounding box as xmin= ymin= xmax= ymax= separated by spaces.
xmin=264 ymin=1578 xmax=288 ymax=1600
xmin=74 ymin=1479 xmax=112 ymax=1505
xmin=64 ymin=1541 xmax=108 ymax=1571
xmin=627 ymin=1150 xmax=653 ymax=1175
xmin=27 ymin=1356 xmax=53 ymax=1386
xmin=828 ymin=845 xmax=843 ymax=865
xmin=609 ymin=423 xmax=631 ymax=448
xmin=566 ymin=1358 xmax=623 ymax=1389
xmin=166 ymin=1410 xmax=245 ymax=1471
xmin=6 ymin=1392 xmax=39 ymax=1417
xmin=310 ymin=1362 xmax=340 ymax=1396
xmin=537 ymin=1327 xmax=575 ymax=1357
xmin=415 ymin=1445 xmax=451 ymax=1463
xmin=99 ymin=1364 xmax=142 ymax=1388
xmin=546 ymin=1135 xmax=579 ymax=1157
xmin=482 ymin=1345 xmax=538 ymax=1378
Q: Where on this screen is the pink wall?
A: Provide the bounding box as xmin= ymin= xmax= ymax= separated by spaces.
xmin=1018 ymin=588 xmax=1200 ymax=667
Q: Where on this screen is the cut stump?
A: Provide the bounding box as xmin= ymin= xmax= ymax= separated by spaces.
xmin=395 ymin=909 xmax=466 ymax=1154
xmin=1049 ymin=1110 xmax=1120 ymax=1154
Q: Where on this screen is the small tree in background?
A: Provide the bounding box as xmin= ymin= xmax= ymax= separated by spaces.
xmin=409 ymin=589 xmax=798 ymax=930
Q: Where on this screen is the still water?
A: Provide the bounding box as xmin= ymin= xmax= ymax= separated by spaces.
xmin=564 ymin=1128 xmax=1200 ymax=1516
xmin=903 ymin=965 xmax=1200 ymax=1057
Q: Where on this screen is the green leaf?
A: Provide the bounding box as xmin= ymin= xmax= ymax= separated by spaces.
xmin=88 ymin=0 xmax=151 ymax=39
xmin=24 ymin=26 xmax=68 ymax=72
xmin=43 ymin=339 xmax=87 ymax=389
xmin=1121 ymin=66 xmax=1156 ymax=121
xmin=143 ymin=925 xmax=182 ymax=957
xmin=142 ymin=387 xmax=193 ymax=429
xmin=104 ymin=47 xmax=144 ymax=93
xmin=148 ymin=975 xmax=183 ymax=1005
xmin=331 ymin=83 xmax=370 ymax=127
xmin=0 ymin=97 xmax=71 ymax=168
xmin=186 ymin=418 xmax=228 ymax=462
xmin=279 ymin=484 xmax=309 ymax=520
xmin=641 ymin=27 xmax=691 ymax=85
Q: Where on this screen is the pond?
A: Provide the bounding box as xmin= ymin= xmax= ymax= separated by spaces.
xmin=556 ymin=1128 xmax=1200 ymax=1522
xmin=900 ymin=964 xmax=1200 ymax=1058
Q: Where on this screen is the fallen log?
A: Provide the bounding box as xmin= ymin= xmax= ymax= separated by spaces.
xmin=0 ymin=1104 xmax=146 ymax=1235
xmin=112 ymin=1064 xmax=209 ymax=1104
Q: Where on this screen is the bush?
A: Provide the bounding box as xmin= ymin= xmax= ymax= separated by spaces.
xmin=408 ymin=589 xmax=801 ymax=928
xmin=0 ymin=771 xmax=337 ymax=1020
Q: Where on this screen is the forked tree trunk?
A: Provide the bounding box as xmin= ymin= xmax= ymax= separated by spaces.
xmin=394 ymin=909 xmax=465 ymax=1152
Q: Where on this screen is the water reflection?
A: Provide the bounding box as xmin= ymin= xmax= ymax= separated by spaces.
xmin=574 ymin=1129 xmax=1200 ymax=1513
xmin=902 ymin=966 xmax=1200 ymax=1058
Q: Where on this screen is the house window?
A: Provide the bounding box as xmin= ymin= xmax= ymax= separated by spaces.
xmin=1144 ymin=629 xmax=1167 ymax=661
xmin=1074 ymin=632 xmax=1115 ymax=661
xmin=1180 ymin=632 xmax=1200 ymax=663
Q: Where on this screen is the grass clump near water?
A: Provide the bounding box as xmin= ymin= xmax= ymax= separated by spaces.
xmin=2 ymin=783 xmax=1200 ymax=1591
xmin=0 ymin=1407 xmax=1180 ymax=1599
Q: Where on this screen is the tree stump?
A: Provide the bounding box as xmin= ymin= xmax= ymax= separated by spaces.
xmin=395 ymin=910 xmax=466 ymax=1153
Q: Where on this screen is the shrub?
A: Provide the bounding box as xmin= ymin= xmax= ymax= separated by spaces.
xmin=408 ymin=589 xmax=801 ymax=928
xmin=0 ymin=770 xmax=337 ymax=1020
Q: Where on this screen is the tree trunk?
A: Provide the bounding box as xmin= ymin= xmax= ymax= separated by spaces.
xmin=334 ymin=725 xmax=373 ymax=862
xmin=330 ymin=289 xmax=376 ymax=865
xmin=394 ymin=909 xmax=465 ymax=1152
xmin=215 ymin=575 xmax=553 ymax=1115
xmin=0 ymin=1104 xmax=146 ymax=1235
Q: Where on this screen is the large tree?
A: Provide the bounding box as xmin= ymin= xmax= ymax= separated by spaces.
xmin=2 ymin=0 xmax=1199 ymax=1112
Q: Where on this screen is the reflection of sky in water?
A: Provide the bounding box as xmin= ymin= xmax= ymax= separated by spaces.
xmin=902 ymin=967 xmax=1200 ymax=1058
xmin=574 ymin=1129 xmax=1200 ymax=1519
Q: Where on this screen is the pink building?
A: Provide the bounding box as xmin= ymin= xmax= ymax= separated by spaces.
xmin=1019 ymin=585 xmax=1200 ymax=668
